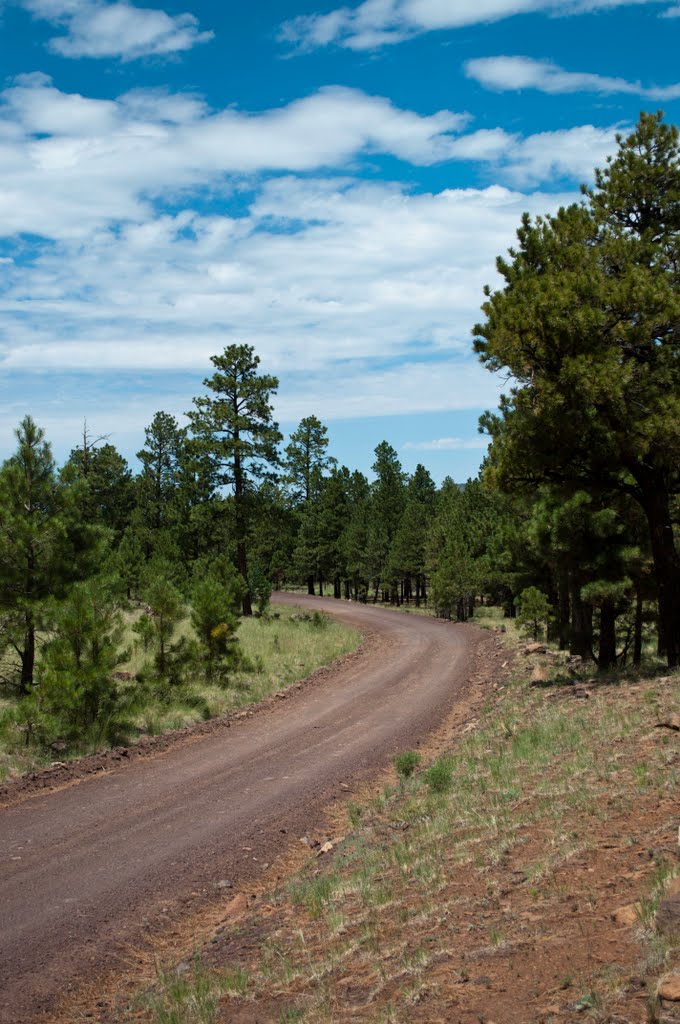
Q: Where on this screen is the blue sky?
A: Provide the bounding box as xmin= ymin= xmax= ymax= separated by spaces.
xmin=0 ymin=0 xmax=678 ymax=483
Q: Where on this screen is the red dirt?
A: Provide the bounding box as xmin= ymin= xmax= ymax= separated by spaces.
xmin=0 ymin=595 xmax=489 ymax=1024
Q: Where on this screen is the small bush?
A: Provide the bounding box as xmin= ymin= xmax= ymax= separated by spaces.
xmin=394 ymin=751 xmax=422 ymax=779
xmin=424 ymin=756 xmax=454 ymax=793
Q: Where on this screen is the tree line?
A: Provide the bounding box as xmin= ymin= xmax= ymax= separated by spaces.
xmin=1 ymin=111 xmax=679 ymax=757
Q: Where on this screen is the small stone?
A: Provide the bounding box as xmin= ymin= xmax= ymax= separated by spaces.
xmin=216 ymin=879 xmax=233 ymax=889
xmin=524 ymin=642 xmax=547 ymax=655
xmin=612 ymin=904 xmax=640 ymax=927
xmin=658 ymin=975 xmax=680 ymax=1001
xmin=656 ymin=714 xmax=680 ymax=731
xmin=530 ymin=664 xmax=550 ymax=685
xmin=317 ymin=841 xmax=334 ymax=856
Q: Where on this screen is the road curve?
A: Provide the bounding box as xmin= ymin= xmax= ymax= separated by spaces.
xmin=0 ymin=595 xmax=480 ymax=1022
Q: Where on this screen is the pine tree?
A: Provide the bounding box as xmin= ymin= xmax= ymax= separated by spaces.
xmin=0 ymin=417 xmax=101 ymax=694
xmin=475 ymin=113 xmax=680 ymax=667
xmin=187 ymin=345 xmax=282 ymax=615
xmin=284 ymin=416 xmax=335 ymax=505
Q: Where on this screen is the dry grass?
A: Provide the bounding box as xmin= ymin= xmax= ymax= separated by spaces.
xmin=128 ymin=634 xmax=680 ymax=1024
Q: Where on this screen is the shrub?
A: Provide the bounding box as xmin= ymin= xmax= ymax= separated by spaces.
xmin=394 ymin=751 xmax=422 ymax=779
xmin=424 ymin=756 xmax=454 ymax=793
xmin=516 ymin=586 xmax=551 ymax=640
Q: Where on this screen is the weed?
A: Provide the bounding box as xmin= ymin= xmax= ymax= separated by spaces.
xmin=423 ymin=756 xmax=454 ymax=793
xmin=394 ymin=751 xmax=422 ymax=779
xmin=347 ymin=801 xmax=363 ymax=827
xmin=289 ymin=873 xmax=339 ymax=919
xmin=144 ymin=959 xmax=248 ymax=1024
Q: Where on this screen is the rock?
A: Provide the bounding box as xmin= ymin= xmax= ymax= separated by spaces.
xmin=317 ymin=841 xmax=334 ymax=856
xmin=524 ymin=642 xmax=547 ymax=656
xmin=612 ymin=903 xmax=640 ymax=926
xmin=216 ymin=879 xmax=233 ymax=889
xmin=656 ymin=888 xmax=680 ymax=935
xmin=113 ymin=671 xmax=134 ymax=681
xmin=573 ymin=686 xmax=590 ymax=699
xmin=656 ymin=714 xmax=680 ymax=731
xmin=658 ymin=975 xmax=680 ymax=1001
xmin=223 ymin=893 xmax=248 ymax=918
xmin=530 ymin=664 xmax=550 ymax=685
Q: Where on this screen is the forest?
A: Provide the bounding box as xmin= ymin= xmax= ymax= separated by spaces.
xmin=1 ymin=111 xmax=679 ymax=764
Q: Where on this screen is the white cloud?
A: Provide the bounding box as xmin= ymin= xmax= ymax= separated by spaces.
xmin=465 ymin=55 xmax=680 ymax=100
xmin=280 ymin=0 xmax=668 ymax=51
xmin=0 ymin=175 xmax=574 ymax=432
xmin=0 ymin=76 xmax=620 ymax=244
xmin=494 ymin=124 xmax=621 ymax=187
xmin=403 ymin=436 xmax=489 ymax=450
xmin=22 ymin=0 xmax=213 ymax=61
xmin=0 ymin=75 xmax=627 ymax=440
xmin=0 ymin=78 xmax=474 ymax=240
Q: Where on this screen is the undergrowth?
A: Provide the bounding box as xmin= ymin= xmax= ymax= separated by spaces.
xmin=0 ymin=605 xmax=360 ymax=781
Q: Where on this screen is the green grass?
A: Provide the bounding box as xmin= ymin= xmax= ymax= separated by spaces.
xmin=0 ymin=604 xmax=360 ymax=781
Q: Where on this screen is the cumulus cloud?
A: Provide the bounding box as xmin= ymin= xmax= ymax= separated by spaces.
xmin=0 ymin=76 xmax=620 ymax=244
xmin=22 ymin=0 xmax=213 ymax=61
xmin=0 ymin=75 xmax=626 ymax=441
xmin=465 ymin=55 xmax=680 ymax=100
xmin=0 ymin=174 xmax=573 ymax=432
xmin=280 ymin=0 xmax=667 ymax=51
xmin=0 ymin=77 xmax=475 ymax=240
xmin=403 ymin=436 xmax=489 ymax=450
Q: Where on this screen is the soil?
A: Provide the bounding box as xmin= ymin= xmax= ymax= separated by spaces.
xmin=0 ymin=594 xmax=496 ymax=1024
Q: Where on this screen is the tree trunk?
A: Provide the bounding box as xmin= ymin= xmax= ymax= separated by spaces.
xmin=557 ymin=571 xmax=570 ymax=650
xmin=633 ymin=587 xmax=643 ymax=666
xmin=569 ymin=575 xmax=592 ymax=658
xmin=307 ymin=575 xmax=315 ymax=596
xmin=637 ymin=479 xmax=680 ymax=668
xmin=237 ymin=540 xmax=252 ymax=616
xmin=20 ymin=609 xmax=35 ymax=695
xmin=597 ymin=602 xmax=617 ymax=670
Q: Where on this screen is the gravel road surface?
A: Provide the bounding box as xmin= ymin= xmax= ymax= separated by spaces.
xmin=0 ymin=595 xmax=480 ymax=1022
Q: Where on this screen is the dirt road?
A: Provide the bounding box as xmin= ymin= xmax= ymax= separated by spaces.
xmin=0 ymin=595 xmax=481 ymax=1023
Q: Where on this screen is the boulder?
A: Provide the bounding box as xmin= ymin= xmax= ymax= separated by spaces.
xmin=658 ymin=975 xmax=680 ymax=1001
